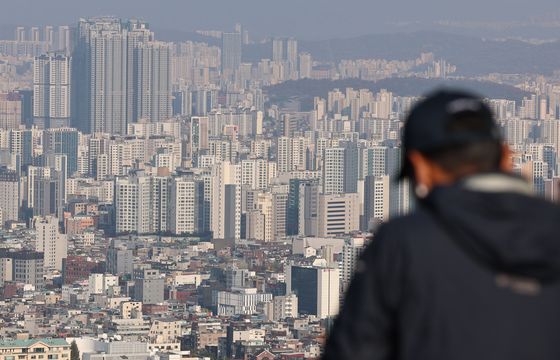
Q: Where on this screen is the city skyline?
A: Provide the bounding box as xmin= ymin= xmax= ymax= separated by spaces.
xmin=0 ymin=7 xmax=559 ymax=360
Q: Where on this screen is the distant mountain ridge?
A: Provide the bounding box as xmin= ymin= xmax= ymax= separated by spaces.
xmin=296 ymin=31 xmax=560 ymax=76
xmin=155 ymin=29 xmax=560 ymax=76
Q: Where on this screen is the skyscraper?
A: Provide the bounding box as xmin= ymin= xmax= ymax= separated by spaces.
xmin=44 ymin=26 xmax=54 ymax=49
xmin=134 ymin=41 xmax=172 ymax=122
xmin=286 ymin=38 xmax=298 ymax=78
xmin=72 ymin=17 xmax=164 ymax=134
xmin=33 ymin=53 xmax=71 ymax=128
xmin=15 ymin=27 xmax=25 ymax=42
xmin=72 ymin=17 xmax=130 ymax=134
xmin=272 ymin=38 xmax=284 ymax=62
xmin=286 ymin=38 xmax=298 ymax=62
xmin=30 ymin=27 xmax=40 ymax=42
xmin=221 ymin=32 xmax=242 ymax=76
xmin=57 ymin=26 xmax=70 ymax=53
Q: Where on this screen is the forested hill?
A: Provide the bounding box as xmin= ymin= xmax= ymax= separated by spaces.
xmin=265 ymin=78 xmax=530 ymax=109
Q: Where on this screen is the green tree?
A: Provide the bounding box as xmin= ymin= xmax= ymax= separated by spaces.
xmin=70 ymin=340 xmax=80 ymax=360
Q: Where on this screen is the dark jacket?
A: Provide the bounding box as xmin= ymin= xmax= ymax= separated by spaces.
xmin=323 ymin=173 xmax=560 ymax=360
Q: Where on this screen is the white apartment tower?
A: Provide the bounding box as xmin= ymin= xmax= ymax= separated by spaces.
xmin=33 ymin=215 xmax=67 ymax=272
xmin=57 ymin=26 xmax=71 ymax=53
xmin=299 ymin=53 xmax=312 ymax=79
xmin=211 ymin=161 xmax=241 ymax=240
xmin=323 ymin=147 xmax=345 ymax=195
xmin=114 ymin=174 xmax=168 ymax=234
xmin=168 ymin=177 xmax=203 ymax=235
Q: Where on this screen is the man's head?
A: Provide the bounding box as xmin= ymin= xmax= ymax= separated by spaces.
xmin=400 ymin=89 xmax=511 ymax=193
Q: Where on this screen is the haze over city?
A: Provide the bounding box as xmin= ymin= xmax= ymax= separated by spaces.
xmin=3 ymin=0 xmax=560 ymax=39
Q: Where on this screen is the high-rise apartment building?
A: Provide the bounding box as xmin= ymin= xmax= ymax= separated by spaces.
xmin=0 ymin=168 xmax=20 ymax=225
xmin=272 ymin=38 xmax=284 ymax=62
xmin=57 ymin=25 xmax=71 ymax=53
xmin=44 ymin=26 xmax=54 ymax=49
xmin=340 ymin=237 xmax=367 ymax=292
xmin=322 ymin=143 xmax=359 ymax=195
xmin=249 ymin=191 xmax=288 ymax=242
xmin=134 ymin=41 xmax=172 ymax=123
xmin=190 ymin=116 xmax=209 ymax=156
xmin=221 ymin=32 xmax=242 ymax=76
xmin=33 ymin=53 xmax=71 ymax=128
xmin=210 ymin=161 xmax=241 ymax=241
xmin=168 ymin=176 xmax=204 ymax=235
xmin=0 ymin=92 xmax=22 ymax=130
xmin=114 ymin=174 xmax=169 ymax=234
xmin=30 ymin=27 xmax=40 ymax=42
xmin=277 ymin=136 xmax=309 ymax=173
xmin=15 ymin=26 xmax=25 ymax=42
xmin=299 ymin=53 xmax=312 ymax=79
xmin=363 ymin=175 xmax=390 ymax=229
xmin=72 ymin=17 xmax=168 ymax=134
xmin=72 ymin=17 xmax=131 ymax=134
xmin=286 ymin=38 xmax=298 ymax=78
xmin=33 ymin=215 xmax=67 ymax=272
xmin=298 ymin=180 xmax=320 ymax=236
xmin=240 ymin=159 xmax=276 ymax=191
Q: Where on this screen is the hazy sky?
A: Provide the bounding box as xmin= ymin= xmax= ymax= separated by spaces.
xmin=2 ymin=0 xmax=560 ymax=39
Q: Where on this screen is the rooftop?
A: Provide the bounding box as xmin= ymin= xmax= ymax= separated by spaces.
xmin=0 ymin=339 xmax=69 ymax=349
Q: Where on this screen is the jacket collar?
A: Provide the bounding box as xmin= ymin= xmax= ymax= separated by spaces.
xmin=460 ymin=173 xmax=532 ymax=196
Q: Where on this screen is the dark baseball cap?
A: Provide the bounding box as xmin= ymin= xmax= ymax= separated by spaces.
xmin=399 ymin=89 xmax=501 ymax=180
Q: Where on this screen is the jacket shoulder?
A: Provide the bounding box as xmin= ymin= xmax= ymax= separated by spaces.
xmin=377 ymin=207 xmax=438 ymax=237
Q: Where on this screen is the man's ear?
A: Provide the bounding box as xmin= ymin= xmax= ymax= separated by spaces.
xmin=499 ymin=144 xmax=513 ymax=173
xmin=408 ymin=150 xmax=432 ymax=188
